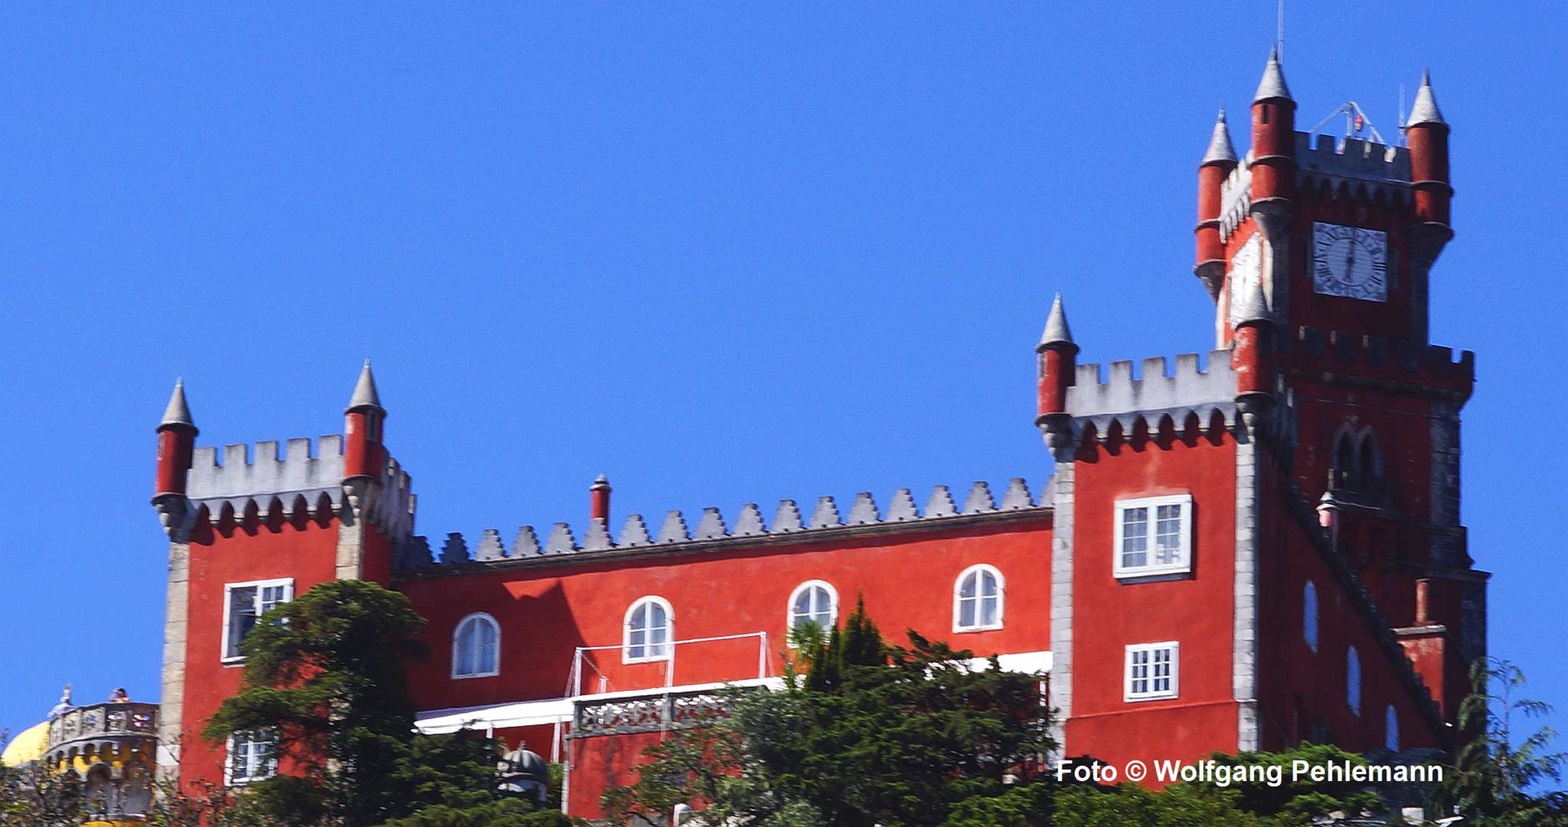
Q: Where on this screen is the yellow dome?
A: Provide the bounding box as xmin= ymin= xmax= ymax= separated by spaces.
xmin=2 ymin=720 xmax=49 ymax=767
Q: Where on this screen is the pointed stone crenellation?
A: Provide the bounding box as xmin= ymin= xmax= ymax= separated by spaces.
xmin=582 ymin=519 xmax=614 ymax=551
xmin=658 ymin=511 xmax=690 ymax=544
xmin=848 ymin=492 xmax=879 ymax=525
xmin=347 ymin=360 xmax=383 ymax=412
xmin=1406 ymin=69 xmax=1445 ymax=127
xmin=1000 ymin=478 xmax=1034 ymax=510
xmin=1253 ymin=46 xmax=1292 ymax=103
xmin=403 ymin=478 xmax=1051 ymax=571
xmin=618 ymin=514 xmax=652 ymax=547
xmin=510 ymin=525 xmax=541 ymax=557
xmin=732 ymin=504 xmax=767 ymax=536
xmin=440 ymin=532 xmax=470 ymax=565
xmin=545 ymin=522 xmax=577 ymax=554
xmin=160 ymin=378 xmax=196 ymax=430
xmin=1202 ymin=107 xmax=1238 ymax=165
xmin=963 ymin=482 xmax=996 ymax=514
xmin=886 ymin=488 xmax=920 ymax=521
xmin=695 ymin=508 xmax=727 ymax=540
xmin=772 ymin=500 xmax=805 ymax=533
xmin=1038 ymin=293 xmax=1074 ymax=350
xmin=474 ymin=528 xmax=506 ymax=561
xmin=925 ymin=485 xmax=958 ymax=518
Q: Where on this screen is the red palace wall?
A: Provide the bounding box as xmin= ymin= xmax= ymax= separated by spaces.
xmin=176 ymin=517 xmax=342 ymax=794
xmin=1064 ymin=426 xmax=1240 ymax=771
xmin=401 ymin=516 xmax=1054 ymax=712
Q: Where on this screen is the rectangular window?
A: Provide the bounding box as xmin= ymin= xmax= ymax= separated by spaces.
xmin=1125 ymin=642 xmax=1179 ymax=701
xmin=223 ymin=579 xmax=294 ymax=662
xmin=226 ymin=730 xmax=277 ymax=785
xmin=1113 ymin=495 xmax=1193 ymax=579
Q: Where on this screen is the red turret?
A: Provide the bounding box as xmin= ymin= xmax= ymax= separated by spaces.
xmin=153 ymin=378 xmax=197 ymax=500
xmin=1195 ymin=108 xmax=1238 ymax=297
xmin=1249 ymin=48 xmax=1296 ymax=205
xmin=1035 ymin=294 xmax=1078 ymax=454
xmin=343 ymin=361 xmax=386 ymax=483
xmin=1404 ymin=70 xmax=1451 ymax=227
xmin=1229 ymin=277 xmax=1274 ymax=413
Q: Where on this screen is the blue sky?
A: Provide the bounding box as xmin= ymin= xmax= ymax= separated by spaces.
xmin=2 ymin=2 xmax=1564 ymax=761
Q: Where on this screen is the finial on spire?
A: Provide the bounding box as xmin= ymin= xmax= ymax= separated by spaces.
xmin=1253 ymin=46 xmax=1293 ymax=103
xmin=1405 ymin=69 xmax=1446 ymax=127
xmin=1202 ymin=107 xmax=1238 ymax=165
xmin=1037 ymin=293 xmax=1074 ymax=350
xmin=159 ymin=377 xmax=196 ymax=430
xmin=592 ymin=474 xmax=611 ymax=489
xmin=346 ymin=360 xmax=383 ymax=413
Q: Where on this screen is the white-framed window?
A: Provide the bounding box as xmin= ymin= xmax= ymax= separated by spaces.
xmin=225 ymin=730 xmax=277 ymax=786
xmin=1385 ymin=705 xmax=1400 ymax=752
xmin=222 ymin=579 xmax=294 ymax=662
xmin=1347 ymin=646 xmax=1362 ymax=717
xmin=1124 ymin=642 xmax=1179 ymax=701
xmin=953 ymin=564 xmax=1004 ymax=632
xmin=1113 ymin=494 xmax=1193 ymax=578
xmin=452 ymin=613 xmax=500 ymax=679
xmin=624 ymin=596 xmax=673 ymax=663
xmin=787 ymin=581 xmax=839 ymax=638
xmin=1303 ymin=580 xmax=1319 ymax=653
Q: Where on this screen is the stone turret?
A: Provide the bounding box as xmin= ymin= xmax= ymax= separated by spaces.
xmin=153 ymin=379 xmax=198 ymax=534
xmin=1035 ymin=293 xmax=1078 ymax=457
xmin=1195 ymin=108 xmax=1239 ymax=299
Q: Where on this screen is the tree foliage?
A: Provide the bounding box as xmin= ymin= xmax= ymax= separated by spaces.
xmin=1439 ymin=658 xmax=1568 ymax=825
xmin=0 ymin=743 xmax=86 ymax=827
xmin=197 ymin=578 xmax=574 ymax=827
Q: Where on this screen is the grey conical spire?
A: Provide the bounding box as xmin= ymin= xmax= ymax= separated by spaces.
xmin=1202 ymin=107 xmax=1238 ymax=164
xmin=1232 ymin=276 xmax=1271 ymax=327
xmin=1037 ymin=293 xmax=1074 ymax=350
xmin=1253 ymin=46 xmax=1293 ymax=103
xmin=1405 ymin=69 xmax=1446 ymax=127
xmin=346 ymin=360 xmax=383 ymax=412
xmin=159 ymin=377 xmax=196 ymax=430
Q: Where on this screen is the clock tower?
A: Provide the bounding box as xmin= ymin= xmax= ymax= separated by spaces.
xmin=1195 ymin=51 xmax=1481 ymax=721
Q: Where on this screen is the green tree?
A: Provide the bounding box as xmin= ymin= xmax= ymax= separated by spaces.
xmin=1441 ymin=658 xmax=1568 ymax=825
xmin=604 ymin=600 xmax=1056 ymax=827
xmin=0 ymin=737 xmax=86 ymax=827
xmin=200 ymin=578 xmax=571 ymax=827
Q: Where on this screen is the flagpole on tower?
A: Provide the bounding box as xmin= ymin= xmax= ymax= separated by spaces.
xmin=1277 ymin=0 xmax=1285 ymax=61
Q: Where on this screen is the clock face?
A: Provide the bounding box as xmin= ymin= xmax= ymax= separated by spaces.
xmin=1313 ymin=222 xmax=1388 ymax=301
xmin=1227 ymin=234 xmax=1263 ymax=328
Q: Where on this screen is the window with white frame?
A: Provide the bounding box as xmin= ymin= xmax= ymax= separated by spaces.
xmin=223 ymin=579 xmax=293 ymax=662
xmin=1385 ymin=705 xmax=1400 ymax=752
xmin=452 ymin=613 xmax=500 ymax=679
xmin=1303 ymin=580 xmax=1319 ymax=653
xmin=788 ymin=581 xmax=839 ymax=637
xmin=953 ymin=565 xmax=1004 ymax=632
xmin=624 ymin=597 xmax=672 ymax=663
xmin=1347 ymin=646 xmax=1362 ymax=716
xmin=1113 ymin=494 xmax=1193 ymax=578
xmin=225 ymin=730 xmax=277 ymax=786
xmin=1125 ymin=642 xmax=1179 ymax=701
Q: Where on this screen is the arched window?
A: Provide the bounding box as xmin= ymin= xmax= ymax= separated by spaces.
xmin=1334 ymin=432 xmax=1357 ymax=489
xmin=1303 ymin=581 xmax=1319 ymax=653
xmin=954 ymin=565 xmax=1004 ymax=632
xmin=1385 ymin=705 xmax=1400 ymax=752
xmin=1347 ymin=646 xmax=1362 ymax=717
xmin=625 ymin=597 xmax=673 ymax=663
xmin=452 ymin=613 xmax=500 ymax=678
xmin=788 ymin=581 xmax=839 ymax=636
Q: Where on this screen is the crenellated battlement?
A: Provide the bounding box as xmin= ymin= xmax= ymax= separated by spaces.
xmin=396 ymin=478 xmax=1050 ymax=572
xmin=184 ymin=434 xmax=416 ymax=541
xmin=1067 ymin=351 xmax=1238 ymax=432
xmin=1294 ymin=133 xmax=1410 ymax=184
xmin=1284 ymin=326 xmax=1474 ymax=395
xmin=189 ymin=436 xmax=346 ymax=500
xmin=1218 ymin=156 xmax=1254 ymax=241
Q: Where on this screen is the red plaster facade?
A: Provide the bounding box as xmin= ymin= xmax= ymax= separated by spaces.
xmin=151 ymin=54 xmax=1485 ymax=821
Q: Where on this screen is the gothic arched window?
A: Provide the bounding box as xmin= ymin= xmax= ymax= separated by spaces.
xmin=954 ymin=565 xmax=1004 ymax=632
xmin=1347 ymin=646 xmax=1363 ymax=717
xmin=624 ymin=596 xmax=673 ymax=663
xmin=1303 ymin=581 xmax=1319 ymax=653
xmin=452 ymin=613 xmax=500 ymax=679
